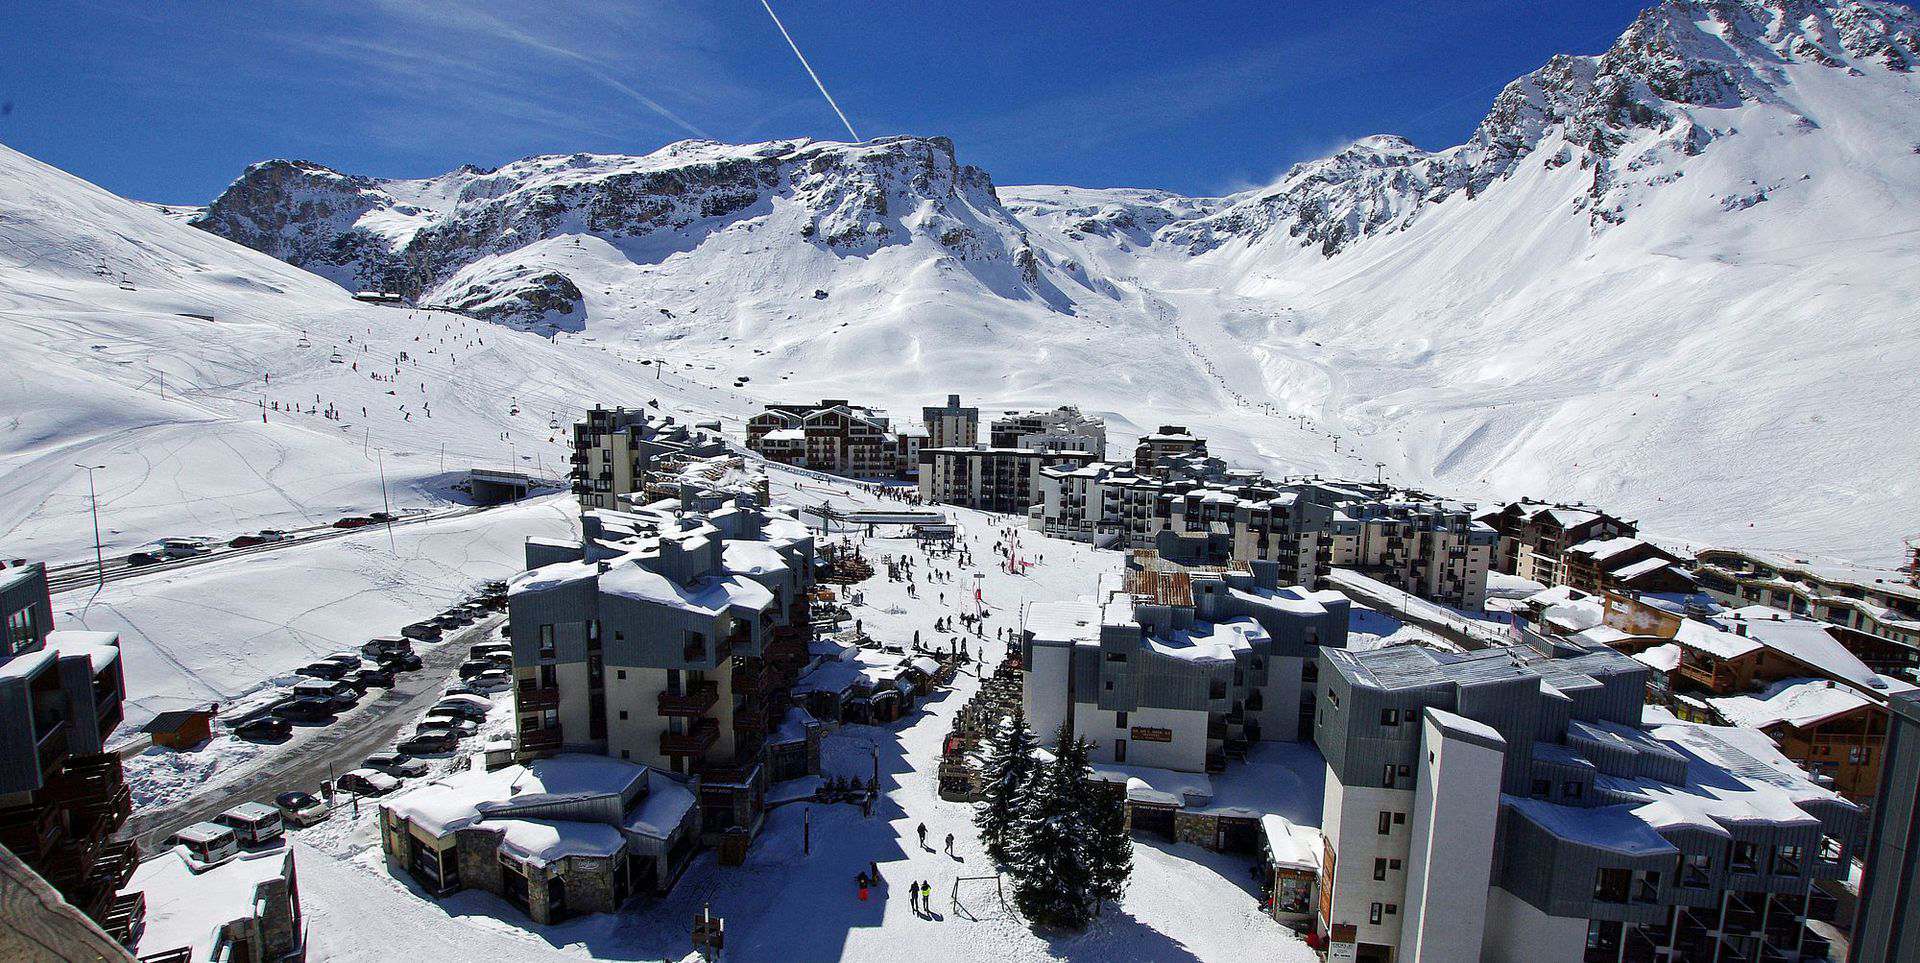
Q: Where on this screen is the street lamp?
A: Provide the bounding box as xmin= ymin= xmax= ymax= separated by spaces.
xmin=75 ymin=464 xmax=105 ymax=586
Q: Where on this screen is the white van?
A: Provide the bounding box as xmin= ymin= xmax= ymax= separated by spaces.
xmin=172 ymin=821 xmax=239 ymax=867
xmin=215 ymin=801 xmax=284 ymax=846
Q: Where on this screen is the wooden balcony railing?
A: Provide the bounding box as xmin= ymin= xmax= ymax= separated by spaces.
xmin=660 ymin=718 xmax=720 ymax=756
xmin=658 ymin=681 xmax=719 ymax=717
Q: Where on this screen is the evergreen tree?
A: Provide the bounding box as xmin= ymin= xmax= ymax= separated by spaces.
xmin=973 ymin=709 xmax=1037 ymax=866
xmin=1085 ymin=775 xmax=1133 ymax=914
xmin=1009 ymin=725 xmax=1100 ymax=930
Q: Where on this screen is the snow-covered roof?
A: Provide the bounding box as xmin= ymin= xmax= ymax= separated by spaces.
xmin=42 ymin=629 xmax=121 ymax=672
xmin=1714 ymin=606 xmax=1881 ymax=691
xmin=1261 ymin=815 xmax=1322 ymax=871
xmin=1711 ymin=678 xmax=1874 ymax=731
xmin=1632 ymin=643 xmax=1682 ymax=673
xmin=130 ymin=847 xmax=294 ymax=960
xmin=623 ymin=769 xmax=696 ymax=840
xmin=1672 ymin=618 xmax=1761 ymax=660
xmin=1089 ymin=762 xmax=1213 ymax=808
xmin=1613 ymin=557 xmax=1678 ymax=582
xmin=600 ymin=562 xmax=774 ymax=615
xmin=761 ymin=428 xmax=805 ymax=442
xmin=1568 ymin=536 xmax=1648 ymax=561
xmin=1143 ymin=616 xmax=1268 ymax=666
xmin=1025 ymin=600 xmax=1101 ymax=647
xmin=383 ymin=753 xmax=653 ymax=851
xmin=722 ymin=540 xmax=791 ymax=577
xmin=508 ymin=559 xmax=599 ymax=596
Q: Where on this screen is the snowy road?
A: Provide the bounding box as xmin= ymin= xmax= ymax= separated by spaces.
xmin=121 ymin=613 xmax=506 ymax=853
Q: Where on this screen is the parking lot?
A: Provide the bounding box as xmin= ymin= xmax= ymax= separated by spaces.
xmin=121 ymin=611 xmax=511 ymax=853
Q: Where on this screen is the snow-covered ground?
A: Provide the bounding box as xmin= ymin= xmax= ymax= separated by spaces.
xmin=189 ymin=469 xmax=1322 ymax=962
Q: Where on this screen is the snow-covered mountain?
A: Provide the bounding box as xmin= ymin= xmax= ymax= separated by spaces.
xmin=9 ymin=0 xmax=1920 ymax=565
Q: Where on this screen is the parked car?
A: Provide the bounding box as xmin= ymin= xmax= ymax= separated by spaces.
xmin=457 ymin=659 xmax=494 ymax=680
xmin=126 ymin=551 xmax=162 ymax=567
xmin=333 ymin=516 xmax=375 ymax=529
xmin=417 ymin=715 xmax=478 ymax=737
xmin=362 ymin=752 xmax=428 ymax=779
xmin=233 ymin=716 xmax=292 ymax=741
xmin=432 ymin=695 xmax=491 ymax=720
xmin=468 ymin=669 xmax=511 ymax=692
xmin=271 ymin=696 xmax=338 ymax=723
xmin=335 ymin=769 xmax=399 ymax=796
xmin=291 ymin=679 xmax=360 ymax=706
xmin=400 ymin=622 xmax=443 ymax=643
xmin=257 ymin=529 xmax=287 ymax=542
xmin=294 ymin=660 xmax=353 ymax=681
xmin=158 ymin=538 xmax=209 ymax=559
xmin=354 ymin=666 xmax=395 ymax=689
xmin=368 ymin=511 xmax=394 ymax=522
xmin=360 ymin=636 xmax=414 ymax=660
xmin=214 ymin=802 xmax=284 ymax=847
xmin=276 ymin=790 xmax=328 ymax=827
xmin=171 ymin=822 xmax=239 ymax=867
xmin=377 ymin=651 xmax=423 ymax=672
xmin=442 ymin=681 xmax=483 ymax=698
xmin=397 ymin=732 xmax=458 ymax=755
xmin=228 ymin=533 xmax=268 ymax=548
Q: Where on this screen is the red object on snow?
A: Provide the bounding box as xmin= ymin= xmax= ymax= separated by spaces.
xmin=858 ymin=887 xmax=869 ymax=901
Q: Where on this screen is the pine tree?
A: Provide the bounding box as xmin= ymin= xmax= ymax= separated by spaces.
xmin=973 ymin=709 xmax=1037 ymax=866
xmin=1009 ymin=725 xmax=1100 ymax=930
xmin=1085 ymin=775 xmax=1133 ymax=914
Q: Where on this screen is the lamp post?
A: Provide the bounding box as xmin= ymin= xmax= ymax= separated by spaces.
xmin=75 ymin=464 xmax=106 ymax=586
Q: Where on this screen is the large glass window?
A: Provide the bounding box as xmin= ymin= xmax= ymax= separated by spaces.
xmin=5 ymin=607 xmax=37 ymax=655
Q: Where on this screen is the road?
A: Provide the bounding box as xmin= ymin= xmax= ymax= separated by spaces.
xmin=119 ymin=613 xmax=506 ymax=853
xmin=44 ymin=504 xmax=496 ymax=597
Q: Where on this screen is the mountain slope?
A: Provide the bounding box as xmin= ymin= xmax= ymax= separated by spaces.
xmin=23 ymin=0 xmax=1920 ymax=565
xmin=0 ymin=142 xmax=750 ymax=563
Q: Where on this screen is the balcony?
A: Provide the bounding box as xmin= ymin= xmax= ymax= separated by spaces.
xmin=516 ymin=682 xmax=561 ymax=711
xmin=36 ymin=719 xmax=70 ymax=775
xmin=660 ymin=718 xmax=720 ymax=756
xmin=520 ymin=725 xmax=563 ymax=751
xmin=658 ymin=681 xmax=720 ymax=717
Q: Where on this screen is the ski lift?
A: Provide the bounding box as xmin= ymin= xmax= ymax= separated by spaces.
xmin=548 ymin=418 xmax=561 ymax=430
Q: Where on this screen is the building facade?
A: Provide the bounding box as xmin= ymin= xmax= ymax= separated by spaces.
xmin=1315 ymin=631 xmax=1858 ymax=963
xmin=921 ymin=394 xmax=979 ymax=451
xmin=1021 ymin=558 xmax=1349 ymax=774
xmin=570 ymin=405 xmax=727 ymax=510
xmin=1693 ymin=548 xmax=1920 ymax=653
xmin=987 ymin=405 xmax=1107 ymax=455
xmin=508 ymin=479 xmax=816 ymax=839
xmin=1852 ymin=689 xmax=1920 ymax=963
xmin=1133 ymin=425 xmax=1207 ymax=476
xmin=1477 ymin=501 xmax=1639 ymax=587
xmin=917 ymin=447 xmax=1098 ymax=515
xmin=0 ymin=563 xmax=138 ymax=941
xmin=744 ymin=400 xmax=919 ymax=479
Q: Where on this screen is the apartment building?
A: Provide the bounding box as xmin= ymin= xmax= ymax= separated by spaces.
xmin=1315 ymin=630 xmax=1858 ymax=963
xmin=508 ymin=486 xmax=815 ymax=838
xmin=570 ymin=405 xmax=728 ymax=510
xmin=744 ymin=400 xmax=920 ymax=478
xmin=1693 ymin=547 xmax=1920 ymax=652
xmin=1853 ymin=688 xmax=1920 ymax=963
xmin=1477 ymin=500 xmax=1639 ymax=586
xmin=1561 ymin=537 xmax=1695 ymax=598
xmin=1021 ymin=558 xmax=1349 ymax=774
xmin=988 ymin=405 xmax=1107 ymax=455
xmin=917 ymin=446 xmax=1098 ymax=515
xmin=1133 ymin=425 xmax=1207 ymax=477
xmin=921 ymin=394 xmax=979 ymax=450
xmin=0 ymin=563 xmax=139 ymax=942
xmin=1031 ymin=469 xmax=1495 ymax=609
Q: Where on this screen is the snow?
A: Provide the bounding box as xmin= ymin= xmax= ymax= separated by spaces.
xmin=598 ymin=562 xmax=774 ymax=616
xmin=129 ymin=846 xmax=293 ymax=960
xmin=1711 ymin=678 xmax=1873 ymax=730
xmin=1672 ymin=618 xmax=1763 ymax=660
xmin=1633 ymin=642 xmax=1683 ymax=673
xmin=1143 ymin=616 xmax=1267 ymax=666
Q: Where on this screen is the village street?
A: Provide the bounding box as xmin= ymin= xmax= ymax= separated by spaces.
xmin=287 ymin=467 xmax=1319 ymax=962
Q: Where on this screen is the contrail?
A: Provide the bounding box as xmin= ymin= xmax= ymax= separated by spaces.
xmin=758 ymin=0 xmax=861 ymax=142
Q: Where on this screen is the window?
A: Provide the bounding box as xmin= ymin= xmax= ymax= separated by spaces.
xmin=1774 ymin=844 xmax=1804 ymax=875
xmin=616 ymin=669 xmax=627 ymax=681
xmin=1378 ymin=812 xmax=1392 ymax=835
xmin=1732 ymin=842 xmax=1759 ymax=873
xmin=1594 ymin=867 xmax=1631 ymax=903
xmin=1105 ymin=651 xmax=1127 ymax=663
xmin=1115 ymin=711 xmax=1128 ymax=728
xmin=1381 ymin=708 xmax=1399 ymax=726
xmin=619 ymin=710 xmax=629 ymax=721
xmin=1373 ymin=858 xmax=1388 ymax=881
xmin=587 ymin=620 xmax=601 ymax=650
xmin=1369 ymin=903 xmax=1382 ymax=925
xmin=1389 ymin=859 xmax=1401 ymax=870
xmin=538 ymin=624 xmax=555 ymax=656
xmin=1683 ymin=853 xmax=1711 ymax=888
xmin=1392 ymin=812 xmax=1406 ymax=826
xmin=4 ymin=606 xmax=36 ymax=655
xmin=1383 ymin=765 xmax=1396 ymax=788
xmin=1562 ymin=781 xmax=1584 ymax=800
xmin=1385 ymin=904 xmax=1397 ymax=916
